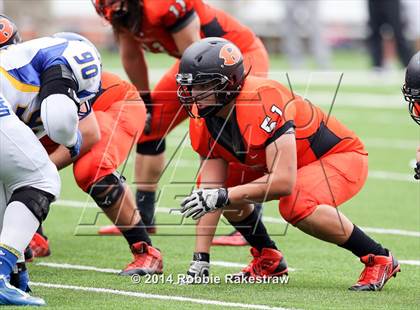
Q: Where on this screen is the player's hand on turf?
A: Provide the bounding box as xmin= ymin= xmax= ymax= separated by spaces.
xmin=67 ymin=130 xmax=83 ymax=158
xmin=180 ymin=188 xmax=230 ymax=220
xmin=415 ymin=162 xmax=420 ymax=180
xmin=140 ymin=92 xmax=153 ymax=135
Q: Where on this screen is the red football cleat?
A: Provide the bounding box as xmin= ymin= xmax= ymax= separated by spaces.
xmin=98 ymin=225 xmax=156 ymax=235
xmin=233 ymin=247 xmax=288 ymax=279
xmin=119 ymin=242 xmax=163 ymax=276
xmin=29 ymin=233 xmax=51 ymax=258
xmin=98 ymin=225 xmax=122 ymax=236
xmin=349 ymin=251 xmax=400 ymax=291
xmin=211 ymin=231 xmax=248 ymax=246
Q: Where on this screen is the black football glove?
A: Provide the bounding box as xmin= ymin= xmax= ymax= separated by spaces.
xmin=140 ymin=92 xmax=153 ymax=135
xmin=415 ymin=162 xmax=420 ymax=180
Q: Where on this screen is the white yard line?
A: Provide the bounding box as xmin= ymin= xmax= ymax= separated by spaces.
xmin=30 ymin=282 xmax=293 ymax=310
xmin=53 ymin=200 xmax=420 ymax=238
xmin=399 ymin=260 xmax=420 ymax=266
xmin=259 ymin=215 xmax=420 ymax=238
xmin=363 ymin=138 xmax=419 ymax=150
xmin=368 ymin=171 xmax=416 ymax=182
xmin=358 ymin=227 xmax=420 ymax=238
xmin=36 ymin=262 xmax=120 ymax=274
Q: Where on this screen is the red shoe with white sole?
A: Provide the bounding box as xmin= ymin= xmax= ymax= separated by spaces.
xmin=349 ymin=251 xmax=400 ymax=291
xmin=119 ymin=242 xmax=163 ymax=276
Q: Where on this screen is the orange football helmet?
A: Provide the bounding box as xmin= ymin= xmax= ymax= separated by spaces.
xmin=0 ymin=14 xmax=21 ymax=48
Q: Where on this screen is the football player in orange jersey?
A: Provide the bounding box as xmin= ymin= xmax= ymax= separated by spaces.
xmin=24 ymin=60 xmax=163 ymax=276
xmin=402 ymin=51 xmax=420 ymax=180
xmin=177 ymin=38 xmax=400 ymax=291
xmin=37 ymin=69 xmax=163 ymax=276
xmin=93 ymin=0 xmax=269 ymax=245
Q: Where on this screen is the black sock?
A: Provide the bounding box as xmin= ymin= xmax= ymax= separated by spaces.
xmin=228 ymin=208 xmax=277 ymax=252
xmin=37 ymin=226 xmax=47 ymax=240
xmin=136 ymin=190 xmax=155 ymax=226
xmin=193 ymin=252 xmax=210 ymax=262
xmin=122 ymin=220 xmax=152 ymax=246
xmin=339 ymin=225 xmax=388 ymax=257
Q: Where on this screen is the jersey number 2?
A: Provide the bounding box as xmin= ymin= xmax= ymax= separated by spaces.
xmin=260 ymin=105 xmax=282 ymax=133
xmin=73 ymin=51 xmax=99 ymax=79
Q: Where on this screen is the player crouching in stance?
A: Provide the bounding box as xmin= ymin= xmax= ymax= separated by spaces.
xmin=402 ymin=51 xmax=420 ymax=180
xmin=40 ymin=67 xmax=163 ymax=276
xmin=177 ymin=38 xmax=400 ymax=291
xmin=12 ymin=31 xmax=162 ymax=276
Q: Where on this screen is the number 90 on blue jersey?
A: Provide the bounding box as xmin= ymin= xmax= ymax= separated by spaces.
xmin=73 ymin=51 xmax=99 ymax=80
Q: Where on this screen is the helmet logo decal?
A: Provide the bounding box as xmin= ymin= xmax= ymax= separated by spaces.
xmin=0 ymin=18 xmax=14 ymax=44
xmin=219 ymin=44 xmax=241 ymax=66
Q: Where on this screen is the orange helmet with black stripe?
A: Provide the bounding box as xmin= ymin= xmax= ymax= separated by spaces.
xmin=0 ymin=14 xmax=21 ymax=48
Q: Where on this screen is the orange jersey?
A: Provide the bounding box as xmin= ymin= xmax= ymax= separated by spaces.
xmin=93 ymin=71 xmax=140 ymax=111
xmin=190 ymin=76 xmax=367 ymax=170
xmin=133 ymin=0 xmax=256 ymax=57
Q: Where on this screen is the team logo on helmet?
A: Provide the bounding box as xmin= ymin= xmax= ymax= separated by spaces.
xmin=0 ymin=17 xmax=15 ymax=45
xmin=219 ymin=43 xmax=242 ymax=66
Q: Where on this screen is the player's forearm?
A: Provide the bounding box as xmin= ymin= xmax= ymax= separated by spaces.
xmin=227 ymin=173 xmax=294 ymax=205
xmin=49 ymin=145 xmax=75 ymax=170
xmin=49 ymin=114 xmax=101 ymax=170
xmin=49 ymin=136 xmax=98 ymax=170
xmin=122 ymin=50 xmax=150 ymax=92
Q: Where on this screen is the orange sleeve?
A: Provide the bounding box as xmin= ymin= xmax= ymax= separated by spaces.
xmin=239 ymin=82 xmax=297 ymax=148
xmin=146 ymin=0 xmax=196 ymax=32
xmin=93 ymin=72 xmax=142 ymax=111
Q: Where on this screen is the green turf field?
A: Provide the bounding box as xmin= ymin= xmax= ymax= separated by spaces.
xmin=23 ymin=51 xmax=420 ymax=309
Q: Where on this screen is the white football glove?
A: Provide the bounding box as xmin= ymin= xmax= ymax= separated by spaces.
xmin=180 ymin=188 xmax=230 ymax=220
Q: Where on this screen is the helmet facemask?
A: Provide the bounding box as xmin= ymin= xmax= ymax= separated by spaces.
xmin=176 ymin=72 xmax=240 ymax=118
xmin=94 ymin=0 xmax=142 ymax=34
xmin=402 ymin=84 xmax=420 ymax=125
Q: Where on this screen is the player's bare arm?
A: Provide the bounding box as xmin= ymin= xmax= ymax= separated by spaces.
xmin=198 ymin=157 xmax=228 ymax=189
xmin=228 ymin=130 xmax=297 ymax=205
xmin=172 ymin=14 xmax=201 ymax=54
xmin=118 ymin=31 xmax=150 ymax=92
xmin=48 ymin=112 xmax=101 ymax=170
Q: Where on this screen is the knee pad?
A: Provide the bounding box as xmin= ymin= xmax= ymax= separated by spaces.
xmin=88 ymin=172 xmax=125 ymax=209
xmin=136 ymin=139 xmax=166 ymax=155
xmin=9 ymin=186 xmax=55 ymax=223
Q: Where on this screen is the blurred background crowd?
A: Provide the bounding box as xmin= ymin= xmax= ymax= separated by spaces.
xmin=1 ymin=0 xmax=419 ymax=71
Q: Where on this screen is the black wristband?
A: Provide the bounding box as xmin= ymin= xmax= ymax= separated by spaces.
xmin=217 ymin=188 xmax=230 ymax=207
